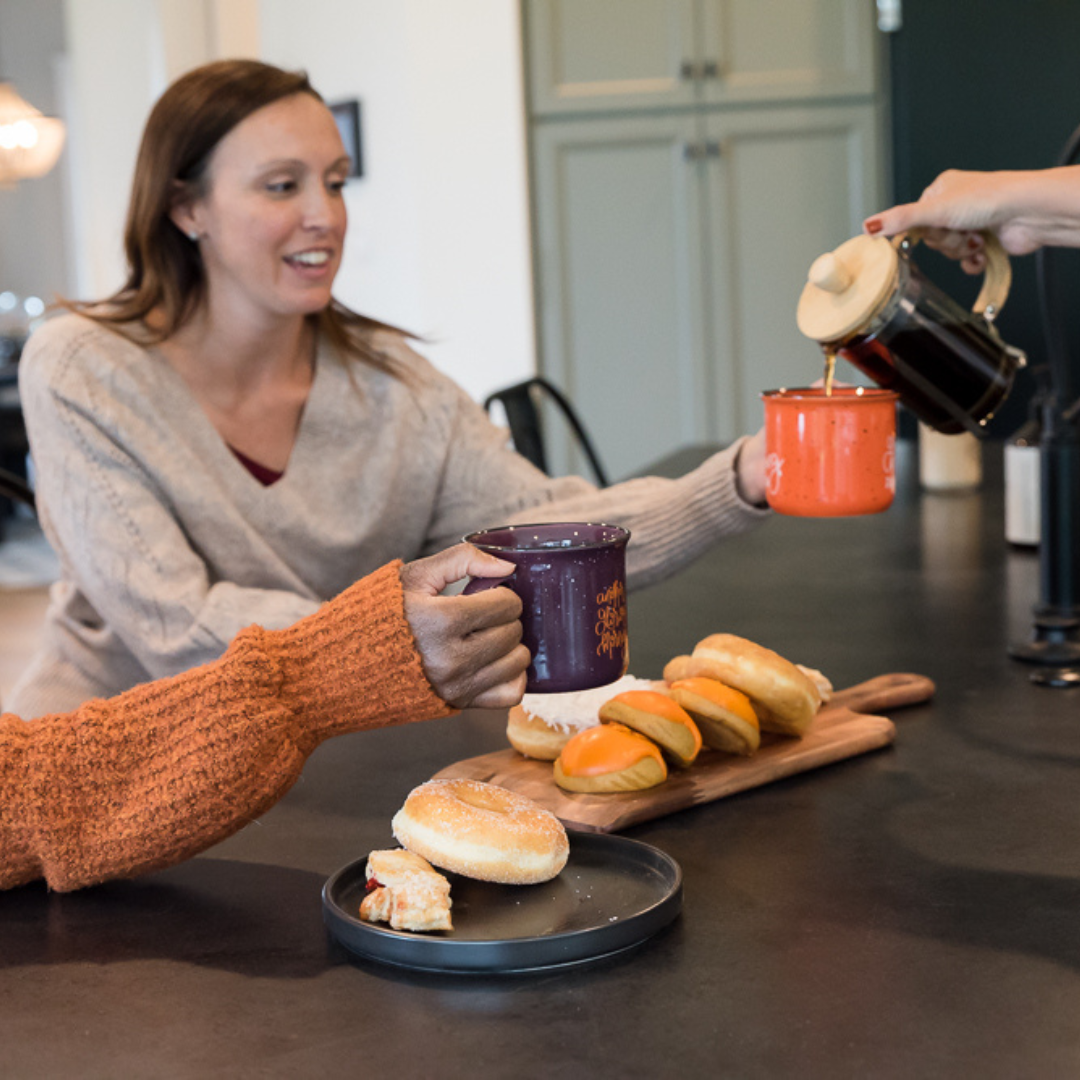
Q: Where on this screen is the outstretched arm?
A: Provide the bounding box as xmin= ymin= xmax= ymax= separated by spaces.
xmin=1 ymin=547 xmax=527 ymax=892
xmin=864 ymin=166 xmax=1080 ymax=272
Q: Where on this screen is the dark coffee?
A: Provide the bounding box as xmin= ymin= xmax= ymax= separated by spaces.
xmin=839 ymin=261 xmax=1017 ymax=434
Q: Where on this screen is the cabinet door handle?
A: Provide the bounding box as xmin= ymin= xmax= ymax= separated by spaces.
xmin=684 ymin=142 xmax=722 ymax=161
xmin=680 ymin=60 xmax=720 ymax=81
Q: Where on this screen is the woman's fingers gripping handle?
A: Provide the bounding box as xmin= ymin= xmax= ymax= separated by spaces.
xmin=400 ymin=545 xmax=530 ymax=709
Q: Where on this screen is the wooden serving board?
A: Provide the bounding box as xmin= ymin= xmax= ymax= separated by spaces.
xmin=432 ymin=673 xmax=935 ymax=833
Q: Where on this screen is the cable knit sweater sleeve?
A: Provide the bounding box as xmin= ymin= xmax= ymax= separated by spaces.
xmin=408 ymin=348 xmax=771 ymax=590
xmin=0 ymin=562 xmax=452 ymax=893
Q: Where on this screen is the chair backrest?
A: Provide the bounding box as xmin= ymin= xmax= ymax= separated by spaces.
xmin=483 ymin=376 xmax=610 ymax=487
xmin=0 ymin=467 xmax=35 ymax=514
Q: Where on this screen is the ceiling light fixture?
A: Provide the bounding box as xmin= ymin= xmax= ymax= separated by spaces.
xmin=0 ymin=81 xmax=66 ymax=188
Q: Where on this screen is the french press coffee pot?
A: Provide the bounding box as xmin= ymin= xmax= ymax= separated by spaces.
xmin=796 ymin=231 xmax=1027 ymax=434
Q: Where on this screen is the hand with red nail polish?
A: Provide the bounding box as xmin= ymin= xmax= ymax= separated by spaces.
xmin=863 ymin=165 xmax=1080 ymax=270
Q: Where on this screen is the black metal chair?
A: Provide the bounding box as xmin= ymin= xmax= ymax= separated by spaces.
xmin=0 ymin=351 xmax=32 ymax=512
xmin=0 ymin=466 xmax=34 ymax=515
xmin=483 ymin=376 xmax=610 ymax=487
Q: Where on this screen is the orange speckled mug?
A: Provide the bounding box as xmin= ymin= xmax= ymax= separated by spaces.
xmin=762 ymin=387 xmax=898 ymax=516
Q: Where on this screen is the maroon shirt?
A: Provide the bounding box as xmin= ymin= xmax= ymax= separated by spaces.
xmin=229 ymin=446 xmax=283 ymax=486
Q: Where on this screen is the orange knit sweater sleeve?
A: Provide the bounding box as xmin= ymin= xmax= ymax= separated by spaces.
xmin=0 ymin=561 xmax=454 ymax=892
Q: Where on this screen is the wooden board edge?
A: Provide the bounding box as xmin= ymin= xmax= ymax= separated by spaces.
xmin=584 ymin=715 xmax=897 ymax=832
xmin=434 ymin=713 xmax=897 ymax=834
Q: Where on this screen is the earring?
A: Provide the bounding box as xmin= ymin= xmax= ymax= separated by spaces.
xmin=187 ymin=230 xmax=199 ymax=242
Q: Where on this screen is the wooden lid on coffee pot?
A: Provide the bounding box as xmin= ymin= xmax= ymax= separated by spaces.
xmin=796 ymin=233 xmax=899 ymax=344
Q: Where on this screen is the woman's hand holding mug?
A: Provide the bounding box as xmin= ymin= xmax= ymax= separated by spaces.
xmin=400 ymin=545 xmax=530 ymax=710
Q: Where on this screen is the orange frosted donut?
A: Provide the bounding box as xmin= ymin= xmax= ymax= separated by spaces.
xmin=598 ymin=690 xmax=702 ymax=768
xmin=554 ymin=722 xmax=668 ymax=793
xmin=506 ymin=675 xmax=662 ymax=760
xmin=391 ymin=779 xmax=569 ymax=885
xmin=669 ymin=677 xmax=761 ymax=756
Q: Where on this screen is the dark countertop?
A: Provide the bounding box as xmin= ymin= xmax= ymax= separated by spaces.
xmin=4 ymin=442 xmax=1080 ymax=1079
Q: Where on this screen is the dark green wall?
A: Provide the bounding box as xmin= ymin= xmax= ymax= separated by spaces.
xmin=888 ymin=0 xmax=1080 ymax=436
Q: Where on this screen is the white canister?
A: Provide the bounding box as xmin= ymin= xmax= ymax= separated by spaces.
xmin=1004 ymin=419 xmax=1041 ymax=546
xmin=918 ymin=423 xmax=982 ymax=492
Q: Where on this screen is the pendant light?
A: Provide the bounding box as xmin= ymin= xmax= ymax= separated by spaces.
xmin=0 ymin=81 xmax=65 ymax=188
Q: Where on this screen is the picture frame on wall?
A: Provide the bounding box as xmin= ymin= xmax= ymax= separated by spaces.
xmin=330 ymin=100 xmax=363 ymax=178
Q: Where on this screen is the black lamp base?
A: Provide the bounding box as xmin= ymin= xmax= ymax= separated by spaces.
xmin=1009 ymin=613 xmax=1080 ymax=668
xmin=1030 ymin=667 xmax=1080 ymax=688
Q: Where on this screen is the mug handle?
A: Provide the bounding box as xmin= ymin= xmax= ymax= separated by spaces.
xmin=462 ymin=572 xmax=516 ymax=596
xmin=894 ymin=228 xmax=1012 ymax=322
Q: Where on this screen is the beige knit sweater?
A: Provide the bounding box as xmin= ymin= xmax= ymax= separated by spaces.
xmin=14 ymin=313 xmax=768 ymax=719
xmin=0 ymin=562 xmax=452 ymax=892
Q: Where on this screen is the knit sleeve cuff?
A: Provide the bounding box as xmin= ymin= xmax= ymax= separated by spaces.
xmin=613 ymin=438 xmax=770 ymax=590
xmin=266 ymin=561 xmax=456 ymax=747
xmin=0 ymin=719 xmax=38 ymax=889
xmin=691 ymin=436 xmax=772 ymax=524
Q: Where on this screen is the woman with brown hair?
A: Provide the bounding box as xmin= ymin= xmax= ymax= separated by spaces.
xmin=12 ymin=59 xmax=769 ymax=718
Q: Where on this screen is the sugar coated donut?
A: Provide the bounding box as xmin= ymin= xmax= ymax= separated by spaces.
xmin=662 ymin=655 xmax=694 ymax=683
xmin=553 ymin=722 xmax=668 ymax=793
xmin=598 ymin=689 xmax=701 ymax=768
xmin=668 ymin=676 xmax=760 ymax=756
xmin=392 ymin=779 xmax=569 ymax=885
xmin=506 ymin=675 xmax=660 ymax=759
xmin=684 ymin=634 xmax=822 ymax=736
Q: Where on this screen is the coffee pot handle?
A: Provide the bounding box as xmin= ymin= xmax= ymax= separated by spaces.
xmin=894 ymin=229 xmax=1012 ymax=323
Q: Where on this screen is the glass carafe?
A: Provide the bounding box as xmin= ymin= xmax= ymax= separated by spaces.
xmin=797 ymin=232 xmax=1027 ymax=435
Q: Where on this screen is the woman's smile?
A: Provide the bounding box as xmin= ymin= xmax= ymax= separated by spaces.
xmin=175 ymin=92 xmax=350 ymax=325
xmin=283 ymin=246 xmax=336 ymax=279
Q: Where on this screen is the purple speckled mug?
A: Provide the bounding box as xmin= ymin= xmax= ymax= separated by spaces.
xmin=463 ymin=522 xmax=630 ymax=693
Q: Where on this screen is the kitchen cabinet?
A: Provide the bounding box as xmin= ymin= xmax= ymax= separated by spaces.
xmin=525 ymin=0 xmax=876 ymax=117
xmin=524 ymin=0 xmax=884 ymax=477
xmin=531 ymin=103 xmax=881 ymax=474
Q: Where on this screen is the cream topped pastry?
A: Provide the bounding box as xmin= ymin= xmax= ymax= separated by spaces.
xmin=506 ymin=675 xmax=661 ymax=759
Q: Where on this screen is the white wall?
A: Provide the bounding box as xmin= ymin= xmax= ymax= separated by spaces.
xmin=0 ymin=0 xmax=69 ymax=303
xmin=55 ymin=0 xmax=535 ymax=401
xmin=62 ymin=0 xmax=166 ymax=299
xmin=258 ymin=0 xmax=536 ymax=399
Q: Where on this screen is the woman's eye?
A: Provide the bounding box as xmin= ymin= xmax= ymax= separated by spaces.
xmin=328 ymin=178 xmax=347 ymax=194
xmin=266 ymin=179 xmax=297 ymax=194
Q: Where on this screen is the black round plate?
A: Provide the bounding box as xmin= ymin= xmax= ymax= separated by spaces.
xmin=322 ymin=831 xmax=682 ymax=974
